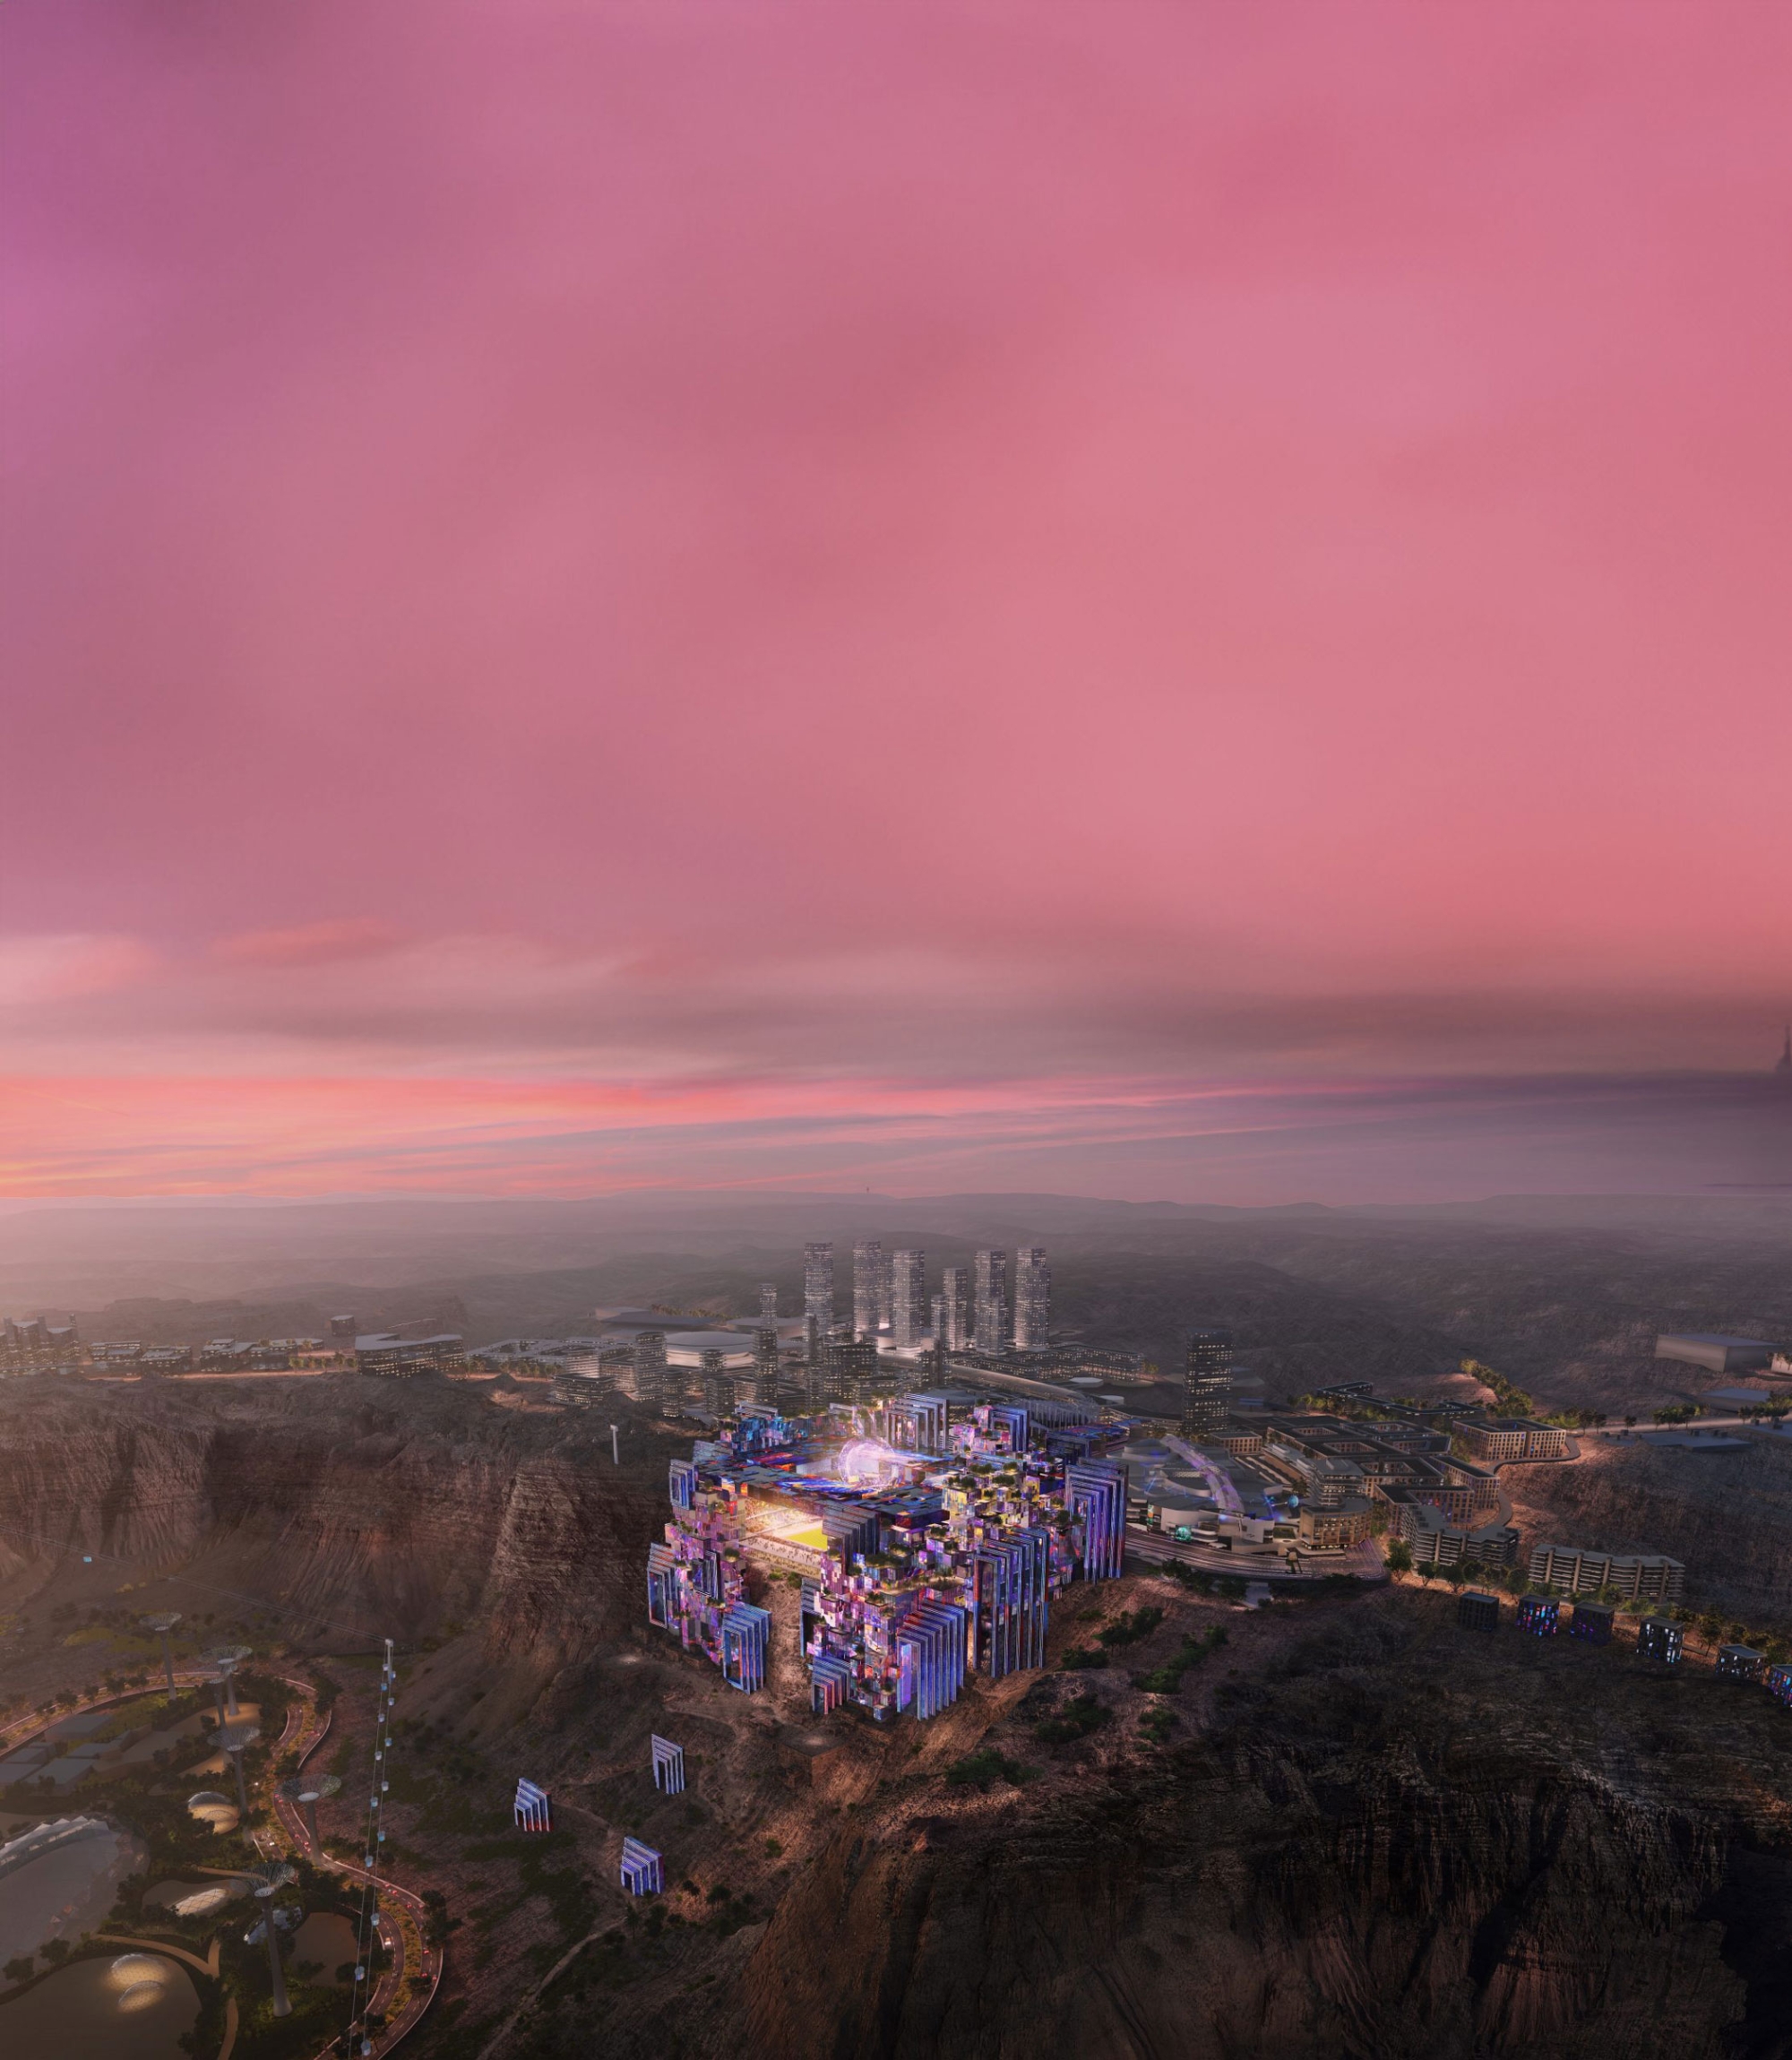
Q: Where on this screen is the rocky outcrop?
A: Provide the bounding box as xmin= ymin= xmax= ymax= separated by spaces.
xmin=737 ymin=1605 xmax=1792 ymax=2060
xmin=0 ymin=1378 xmax=668 ymax=1681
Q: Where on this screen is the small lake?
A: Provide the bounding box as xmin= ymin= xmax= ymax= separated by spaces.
xmin=0 ymin=1951 xmax=200 ymax=2060
xmin=290 ymin=1910 xmax=359 ymax=1985
xmin=0 ymin=1817 xmax=147 ymax=1963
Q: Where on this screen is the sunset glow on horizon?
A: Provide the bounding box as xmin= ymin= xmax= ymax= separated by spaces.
xmin=4 ymin=3 xmax=1788 ymax=1200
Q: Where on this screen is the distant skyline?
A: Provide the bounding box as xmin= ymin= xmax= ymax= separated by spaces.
xmin=3 ymin=4 xmax=1788 ymax=1199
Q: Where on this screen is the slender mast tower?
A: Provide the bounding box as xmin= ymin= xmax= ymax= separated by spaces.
xmin=248 ymin=1861 xmax=297 ymax=2018
xmin=141 ymin=1612 xmax=182 ymax=1703
xmin=218 ymin=1721 xmax=261 ymax=1815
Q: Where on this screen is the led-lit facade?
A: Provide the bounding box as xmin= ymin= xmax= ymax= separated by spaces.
xmin=644 ymin=1390 xmax=1132 ymax=1722
xmin=621 ymin=1839 xmax=663 ymax=1896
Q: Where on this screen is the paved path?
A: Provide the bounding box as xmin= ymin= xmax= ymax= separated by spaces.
xmin=3 ymin=1663 xmax=443 ymax=2060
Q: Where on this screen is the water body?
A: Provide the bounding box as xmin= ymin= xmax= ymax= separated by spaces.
xmin=0 ymin=1817 xmax=147 ymax=1964
xmin=290 ymin=1910 xmax=359 ymax=1984
xmin=0 ymin=1952 xmax=200 ymax=2060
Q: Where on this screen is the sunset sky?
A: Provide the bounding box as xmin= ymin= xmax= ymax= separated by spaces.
xmin=4 ymin=3 xmax=1789 ymax=1200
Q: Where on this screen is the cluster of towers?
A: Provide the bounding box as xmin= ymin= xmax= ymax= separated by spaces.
xmin=800 ymin=1239 xmax=1050 ymax=1355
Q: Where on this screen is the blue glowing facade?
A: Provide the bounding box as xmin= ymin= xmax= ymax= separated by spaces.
xmin=650 ymin=1735 xmax=685 ymax=1794
xmin=1066 ymin=1461 xmax=1128 ymax=1582
xmin=620 ymin=1838 xmax=663 ymax=1896
xmin=513 ymin=1778 xmax=551 ymax=1832
xmin=898 ymin=1599 xmax=969 ymax=1719
xmin=721 ymin=1602 xmax=771 ymax=1692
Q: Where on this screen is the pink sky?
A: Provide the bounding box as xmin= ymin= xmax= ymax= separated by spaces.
xmin=3 ymin=3 xmax=1789 ymax=1199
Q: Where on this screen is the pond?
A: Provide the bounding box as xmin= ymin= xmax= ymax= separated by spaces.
xmin=0 ymin=1815 xmax=147 ymax=1964
xmin=290 ymin=1910 xmax=360 ymax=1985
xmin=0 ymin=1951 xmax=200 ymax=2060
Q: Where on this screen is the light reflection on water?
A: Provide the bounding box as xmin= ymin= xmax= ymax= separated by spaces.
xmin=0 ymin=1952 xmax=199 ymax=2060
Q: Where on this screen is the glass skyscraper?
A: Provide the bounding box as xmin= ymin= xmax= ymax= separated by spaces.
xmin=1183 ymin=1327 xmax=1232 ymax=1439
xmin=1013 ymin=1247 xmax=1049 ymax=1350
xmin=974 ymin=1248 xmax=1008 ymax=1354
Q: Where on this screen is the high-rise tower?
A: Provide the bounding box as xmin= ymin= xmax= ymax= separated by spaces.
xmin=1013 ymin=1248 xmax=1050 ymax=1350
xmin=941 ymin=1268 xmax=971 ymax=1351
xmin=852 ymin=1241 xmax=883 ymax=1340
xmin=804 ymin=1243 xmax=835 ymax=1340
xmin=891 ymin=1250 xmax=926 ymax=1348
xmin=753 ymin=1323 xmax=780 ymax=1404
xmin=1183 ymin=1328 xmax=1232 ymax=1439
xmin=758 ymin=1282 xmax=779 ymax=1324
xmin=974 ymin=1249 xmax=1008 ymax=1355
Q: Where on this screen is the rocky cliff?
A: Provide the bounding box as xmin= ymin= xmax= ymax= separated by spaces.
xmin=6 ymin=1380 xmax=1790 ymax=2060
xmin=0 ymin=1376 xmax=669 ymax=1718
xmin=737 ymin=1602 xmax=1792 ymax=2060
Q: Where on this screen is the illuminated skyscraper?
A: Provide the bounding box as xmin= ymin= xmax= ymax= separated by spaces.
xmin=804 ymin=1243 xmax=835 ymax=1340
xmin=758 ymin=1282 xmax=778 ymax=1324
xmin=1183 ymin=1328 xmax=1232 ymax=1439
xmin=891 ymin=1250 xmax=926 ymax=1348
xmin=1013 ymin=1248 xmax=1049 ymax=1350
xmin=753 ymin=1324 xmax=780 ymax=1403
xmin=974 ymin=1249 xmax=1008 ymax=1355
xmin=941 ymin=1268 xmax=971 ymax=1351
xmin=852 ymin=1241 xmax=883 ymax=1340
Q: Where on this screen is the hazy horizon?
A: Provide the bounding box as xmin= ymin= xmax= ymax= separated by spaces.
xmin=4 ymin=4 xmax=1788 ymax=1200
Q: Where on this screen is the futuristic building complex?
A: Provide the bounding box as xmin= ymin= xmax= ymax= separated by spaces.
xmin=645 ymin=1389 xmax=1131 ymax=1724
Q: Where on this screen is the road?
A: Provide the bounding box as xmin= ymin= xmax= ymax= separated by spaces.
xmin=1124 ymin=1522 xmax=1385 ymax=1585
xmin=2 ymin=1664 xmax=441 ymax=2060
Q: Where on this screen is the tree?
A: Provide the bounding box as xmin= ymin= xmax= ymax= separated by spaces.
xmin=4 ymin=1956 xmax=34 ymax=1986
xmin=1384 ymin=1540 xmax=1413 ymax=1575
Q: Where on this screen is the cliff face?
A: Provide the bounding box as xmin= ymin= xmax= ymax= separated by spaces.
xmin=8 ymin=1382 xmax=1791 ymax=2060
xmin=0 ymin=1378 xmax=668 ymax=1696
xmin=737 ymin=1607 xmax=1792 ymax=2060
